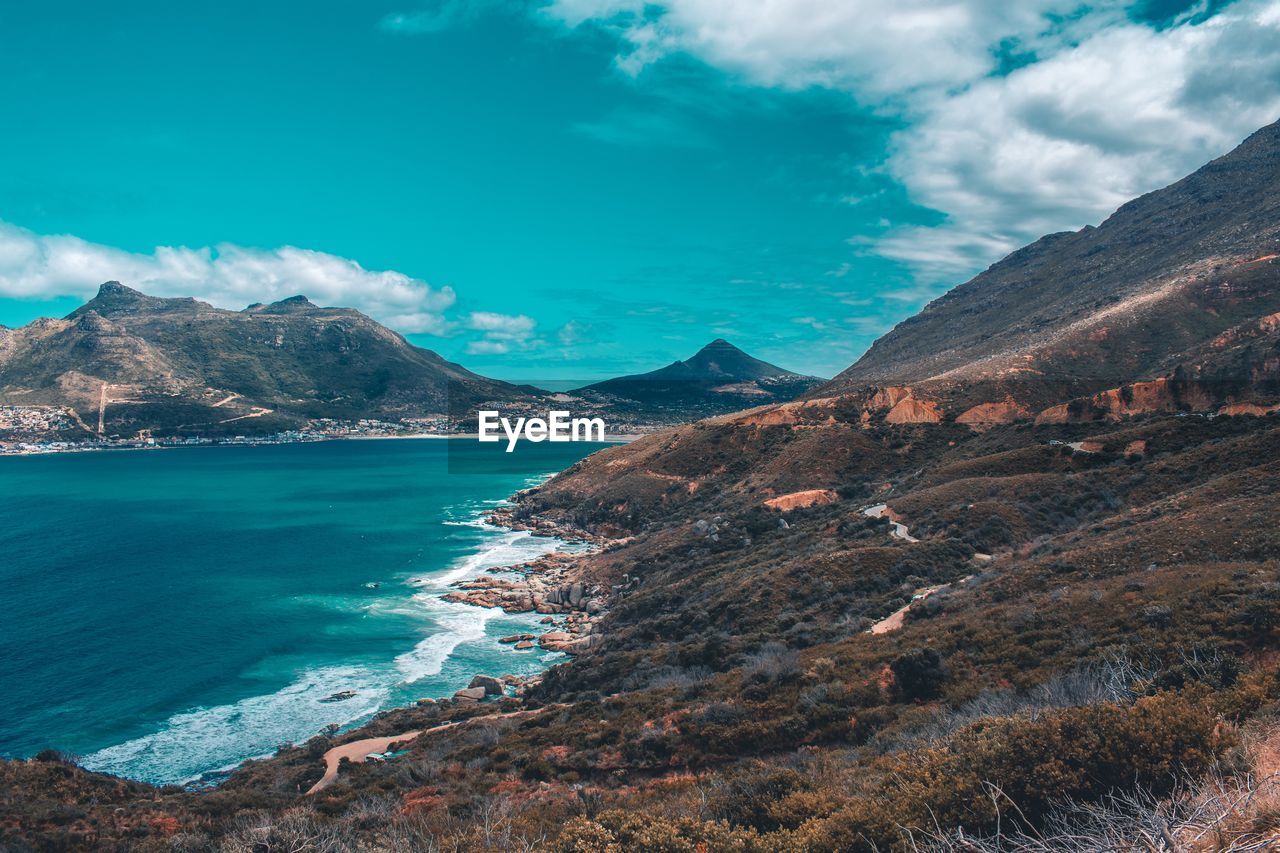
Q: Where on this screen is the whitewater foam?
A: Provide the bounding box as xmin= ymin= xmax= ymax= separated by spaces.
xmin=81 ymin=500 xmax=573 ymax=786
xmin=82 ymin=665 xmax=389 ymax=785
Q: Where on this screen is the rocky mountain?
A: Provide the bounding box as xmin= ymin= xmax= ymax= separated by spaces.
xmin=824 ymin=118 xmax=1280 ymax=423
xmin=0 ymin=282 xmax=530 ymax=438
xmin=580 ymin=338 xmax=823 ymax=419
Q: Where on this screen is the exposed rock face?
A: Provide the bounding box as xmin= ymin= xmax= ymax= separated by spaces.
xmin=885 ymin=397 xmax=943 ymax=424
xmin=956 ymin=400 xmax=1031 ymax=430
xmin=1033 ymin=377 xmax=1232 ymax=424
xmin=1219 ymin=402 xmax=1279 ymax=417
xmin=868 ymin=386 xmax=913 ymax=411
xmin=763 ymin=489 xmax=840 ymax=511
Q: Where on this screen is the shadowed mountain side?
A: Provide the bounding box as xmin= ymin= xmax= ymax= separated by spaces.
xmin=579 ymin=338 xmax=824 ymax=420
xmin=822 ymin=118 xmax=1280 ymax=415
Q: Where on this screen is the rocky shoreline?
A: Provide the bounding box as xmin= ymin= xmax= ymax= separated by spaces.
xmin=441 ymin=503 xmax=615 ymax=658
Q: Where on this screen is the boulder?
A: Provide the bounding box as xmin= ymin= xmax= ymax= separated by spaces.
xmin=468 ymin=675 xmax=505 ymax=695
xmin=539 ymin=631 xmax=574 ymax=652
xmin=499 ymin=633 xmax=535 ymax=644
xmin=453 ymin=686 xmax=487 ymax=703
xmin=514 ymin=640 xmax=534 ymax=650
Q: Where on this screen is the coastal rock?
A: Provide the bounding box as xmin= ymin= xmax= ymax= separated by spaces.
xmin=454 ymin=687 xmax=487 ymax=703
xmin=499 ymin=633 xmax=535 ymax=644
xmin=468 ymin=675 xmax=505 ymax=695
xmin=538 ymin=631 xmax=573 ymax=652
xmin=514 ymin=640 xmax=534 ymax=649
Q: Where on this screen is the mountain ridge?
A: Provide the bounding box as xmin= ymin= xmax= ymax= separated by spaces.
xmin=581 ymin=338 xmax=824 ymax=418
xmin=0 ymin=282 xmax=528 ymax=439
xmin=825 ymin=117 xmax=1280 ymax=412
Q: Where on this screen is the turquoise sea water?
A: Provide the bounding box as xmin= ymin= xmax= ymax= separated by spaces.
xmin=0 ymin=439 xmax=603 ymax=785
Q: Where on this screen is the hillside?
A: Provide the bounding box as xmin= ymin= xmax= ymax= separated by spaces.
xmin=826 ymin=118 xmax=1280 ymax=416
xmin=580 ymin=339 xmax=823 ymax=420
xmin=0 ymin=283 xmax=530 ymax=439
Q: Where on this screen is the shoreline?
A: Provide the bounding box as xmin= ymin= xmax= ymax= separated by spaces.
xmin=0 ymin=431 xmax=644 ymax=457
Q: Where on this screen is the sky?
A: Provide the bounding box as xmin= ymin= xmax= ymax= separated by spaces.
xmin=1 ymin=1 xmax=1279 ymax=380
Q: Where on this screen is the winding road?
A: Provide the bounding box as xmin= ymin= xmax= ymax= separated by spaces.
xmin=862 ymin=503 xmax=919 ymax=542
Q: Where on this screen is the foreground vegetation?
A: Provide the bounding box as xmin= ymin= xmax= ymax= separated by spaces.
xmin=4 ymin=411 xmax=1280 ymax=851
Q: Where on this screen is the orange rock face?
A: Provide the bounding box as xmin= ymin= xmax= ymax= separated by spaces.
xmin=1218 ymin=402 xmax=1278 ymax=417
xmin=763 ymin=489 xmax=840 ymax=511
xmin=1035 ymin=403 xmax=1072 ymax=425
xmin=868 ymin=386 xmax=913 ymax=411
xmin=735 ymin=406 xmax=799 ymax=426
xmin=885 ymin=397 xmax=943 ymax=424
xmin=1124 ymin=440 xmax=1148 ymax=456
xmin=956 ymin=400 xmax=1030 ymax=429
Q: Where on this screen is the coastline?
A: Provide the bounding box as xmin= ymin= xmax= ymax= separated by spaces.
xmin=0 ymin=431 xmax=643 ymax=457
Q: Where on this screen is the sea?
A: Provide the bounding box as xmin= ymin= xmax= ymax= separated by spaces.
xmin=0 ymin=438 xmax=604 ymax=785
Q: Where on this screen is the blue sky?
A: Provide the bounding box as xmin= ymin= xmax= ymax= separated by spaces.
xmin=1 ymin=1 xmax=1278 ymax=380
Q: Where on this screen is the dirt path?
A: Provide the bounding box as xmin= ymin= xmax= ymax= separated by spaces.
xmin=97 ymin=382 xmax=107 ymax=435
xmin=305 ymin=706 xmax=557 ymax=795
xmin=217 ymin=406 xmax=272 ymax=424
xmin=211 ymin=393 xmax=240 ymax=408
xmin=306 ymin=728 xmax=431 ymax=795
xmin=869 ymin=584 xmax=947 ymax=634
xmin=862 ymin=503 xmax=918 ymax=542
xmin=869 ymin=576 xmax=974 ymax=635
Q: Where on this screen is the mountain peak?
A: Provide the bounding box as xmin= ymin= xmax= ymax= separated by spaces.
xmin=254 ymin=294 xmax=320 ymax=314
xmin=96 ymin=281 xmax=143 ymax=299
xmin=69 ymin=282 xmax=173 ymax=318
xmin=682 ymin=338 xmax=800 ymax=381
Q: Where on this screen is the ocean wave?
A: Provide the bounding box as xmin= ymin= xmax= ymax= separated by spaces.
xmin=81 ymin=498 xmax=571 ymax=785
xmin=393 ymin=598 xmax=499 ymax=683
xmin=81 ymin=666 xmax=388 ymax=786
xmin=430 ymin=526 xmax=563 ymax=587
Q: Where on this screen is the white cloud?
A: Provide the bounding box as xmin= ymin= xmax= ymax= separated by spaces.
xmin=0 ymin=219 xmax=471 ymax=336
xmin=544 ymin=0 xmax=1123 ymax=96
xmin=546 ymin=0 xmax=1280 ymax=285
xmin=379 ymin=0 xmax=516 ymax=34
xmin=879 ymin=3 xmax=1280 ymax=279
xmin=465 ymin=339 xmax=514 ymax=355
xmin=464 ymin=310 xmax=538 ymax=354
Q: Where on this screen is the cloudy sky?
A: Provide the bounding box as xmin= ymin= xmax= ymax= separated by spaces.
xmin=1 ymin=1 xmax=1278 ymax=380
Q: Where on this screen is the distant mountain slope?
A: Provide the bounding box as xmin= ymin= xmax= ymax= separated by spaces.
xmin=0 ymin=282 xmax=529 ymax=438
xmin=581 ymin=339 xmax=823 ymax=419
xmin=826 ymin=117 xmax=1280 ymax=411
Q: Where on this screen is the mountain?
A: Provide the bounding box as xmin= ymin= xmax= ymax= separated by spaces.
xmin=0 ymin=282 xmax=529 ymax=439
xmin=580 ymin=338 xmax=824 ymax=419
xmin=824 ymin=119 xmax=1280 ymax=420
